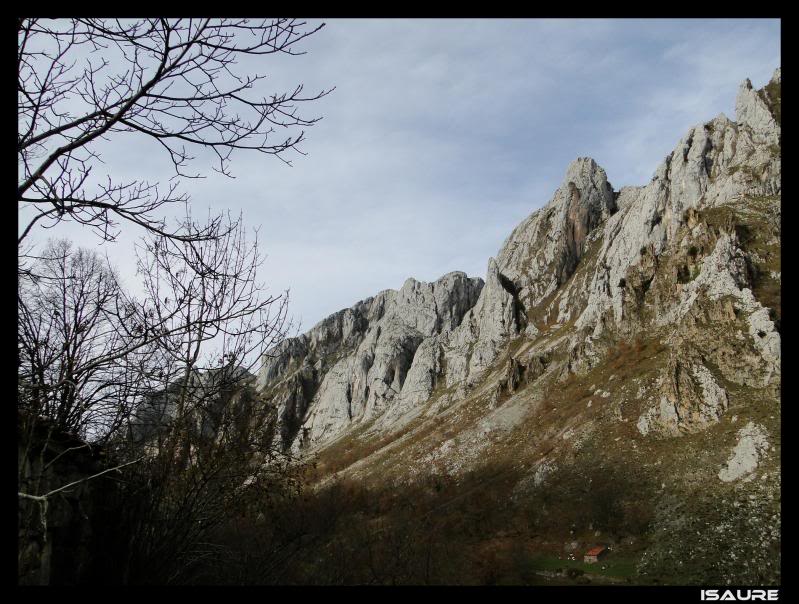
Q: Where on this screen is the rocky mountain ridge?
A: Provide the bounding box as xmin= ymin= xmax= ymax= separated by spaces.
xmin=258 ymin=271 xmax=484 ymax=449
xmin=254 ymin=69 xmax=780 ymax=584
xmin=260 ymin=68 xmax=780 ymax=457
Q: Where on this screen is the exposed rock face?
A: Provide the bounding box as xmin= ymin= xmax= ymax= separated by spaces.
xmin=718 ymin=422 xmax=770 ymax=482
xmin=440 ymin=257 xmax=523 ymax=389
xmin=249 ymin=69 xmax=781 ymax=587
xmin=496 ymin=157 xmax=617 ymax=311
xmin=258 ymin=69 xmax=780 ymax=462
xmin=636 ymin=356 xmax=729 ymax=437
xmin=562 ymin=71 xmax=780 ymax=354
xmin=736 ymin=72 xmax=781 ymax=140
xmin=259 ymin=272 xmax=483 ymax=449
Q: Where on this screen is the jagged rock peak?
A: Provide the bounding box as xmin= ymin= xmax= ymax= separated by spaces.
xmin=556 ymin=157 xmax=617 ymax=223
xmin=736 ymin=70 xmax=780 ymax=138
xmin=560 ymin=157 xmax=617 ymax=248
xmin=391 ymin=271 xmax=485 ymax=334
xmin=563 ymin=157 xmax=609 ymax=189
xmin=260 ymin=68 xmax=781 ymax=459
xmin=258 ymin=269 xmax=485 ymax=449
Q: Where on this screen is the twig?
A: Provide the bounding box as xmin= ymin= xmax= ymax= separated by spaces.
xmin=18 ymin=456 xmax=144 ymax=542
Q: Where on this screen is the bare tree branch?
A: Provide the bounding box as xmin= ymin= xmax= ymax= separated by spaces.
xmin=18 ymin=18 xmax=332 ymax=244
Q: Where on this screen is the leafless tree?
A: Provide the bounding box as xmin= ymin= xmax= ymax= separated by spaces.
xmin=17 ymin=239 xmax=155 ymax=444
xmin=18 ymin=18 xmax=332 ymax=245
xmin=17 ymin=18 xmax=325 ymax=583
xmin=91 ymin=215 xmax=299 ymax=583
xmin=17 ymin=239 xmax=158 ymax=583
xmin=125 ymin=211 xmax=291 ymax=455
xmin=18 ymin=223 xmax=299 ymax=583
xmin=18 ymin=213 xmax=291 ymax=437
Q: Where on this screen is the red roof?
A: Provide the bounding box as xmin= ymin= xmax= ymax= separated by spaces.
xmin=585 ymin=546 xmax=607 ymax=556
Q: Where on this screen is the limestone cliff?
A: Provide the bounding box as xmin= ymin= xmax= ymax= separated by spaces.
xmin=261 ymin=69 xmax=779 ymax=459
xmin=258 ymin=272 xmax=484 ymax=449
xmin=255 ymin=68 xmax=781 ymax=586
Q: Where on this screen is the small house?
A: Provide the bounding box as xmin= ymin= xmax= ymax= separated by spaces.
xmin=583 ymin=545 xmax=608 ymax=564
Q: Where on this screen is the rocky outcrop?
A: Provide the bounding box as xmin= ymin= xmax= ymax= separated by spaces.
xmin=260 ymin=272 xmax=484 ymax=449
xmin=258 ymin=68 xmax=780 ymax=456
xmin=248 ymin=70 xmax=782 ymax=589
xmin=560 ymin=70 xmax=780 ymax=346
xmin=636 ymin=355 xmax=729 ymax=437
xmin=736 ymin=71 xmax=780 ymax=141
xmin=496 ymin=157 xmax=617 ymax=311
xmin=258 ymin=295 xmax=380 ymax=390
xmin=718 ymin=422 xmax=770 ymax=482
xmin=440 ymin=257 xmax=523 ymax=389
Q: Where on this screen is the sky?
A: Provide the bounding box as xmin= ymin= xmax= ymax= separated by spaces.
xmin=20 ymin=18 xmax=781 ymax=335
